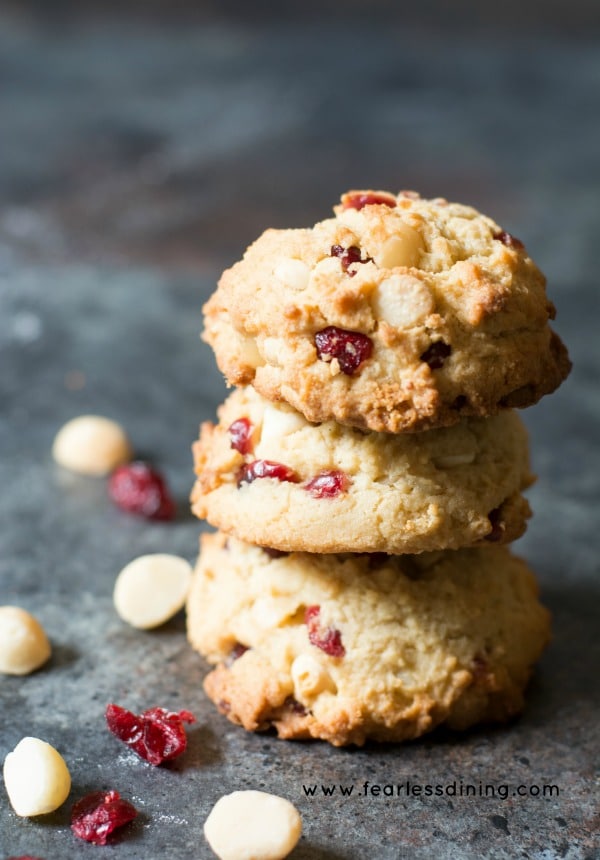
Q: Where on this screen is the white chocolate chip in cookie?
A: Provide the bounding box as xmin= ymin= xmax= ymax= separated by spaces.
xmin=52 ymin=415 xmax=132 ymax=476
xmin=259 ymin=404 xmax=306 ymax=445
xmin=251 ymin=597 xmax=291 ymax=630
xmin=376 ymin=224 xmax=424 ymax=269
xmin=204 ymin=790 xmax=302 ymax=860
xmin=373 ymin=275 xmax=434 ymax=328
xmin=235 ymin=332 xmax=263 ymax=368
xmin=337 ymin=207 xmax=367 ymax=236
xmin=261 ymin=337 xmax=285 ymax=367
xmin=274 ymin=258 xmax=310 ymax=292
xmin=114 ymin=554 xmax=192 ymax=630
xmin=291 ymin=654 xmax=336 ymax=698
xmin=3 ymin=737 xmax=71 ymax=816
xmin=0 ymin=606 xmax=51 ymax=675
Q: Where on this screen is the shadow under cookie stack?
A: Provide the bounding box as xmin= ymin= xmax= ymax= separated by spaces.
xmin=186 ymin=189 xmax=571 ymax=747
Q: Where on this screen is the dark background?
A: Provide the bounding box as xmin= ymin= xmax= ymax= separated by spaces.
xmin=1 ymin=2 xmax=599 ymax=858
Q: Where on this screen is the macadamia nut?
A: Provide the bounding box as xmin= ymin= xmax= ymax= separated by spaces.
xmin=114 ymin=554 xmax=192 ymax=630
xmin=373 ymin=275 xmax=434 ymax=328
xmin=204 ymin=790 xmax=302 ymax=860
xmin=3 ymin=737 xmax=71 ymax=816
xmin=52 ymin=415 xmax=132 ymax=476
xmin=257 ymin=404 xmax=305 ymax=450
xmin=0 ymin=606 xmax=51 ymax=675
xmin=375 ymin=223 xmax=424 ymax=268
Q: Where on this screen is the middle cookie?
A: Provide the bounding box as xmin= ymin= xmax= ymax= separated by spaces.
xmin=192 ymin=387 xmax=532 ymax=554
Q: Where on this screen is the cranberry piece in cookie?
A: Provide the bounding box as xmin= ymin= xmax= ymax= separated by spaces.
xmin=228 ymin=417 xmax=254 ymax=455
xmin=283 ymin=696 xmax=309 ymax=716
xmin=493 ymin=230 xmax=524 ymax=249
xmin=314 ymin=326 xmax=373 ymax=375
xmin=304 ymin=470 xmax=349 ymax=499
xmin=237 ymin=459 xmax=300 ymax=487
xmin=342 ymin=191 xmax=397 ymax=210
xmin=305 ymin=605 xmax=345 ymax=657
xmin=226 ymin=643 xmax=249 ymax=665
xmin=330 ymin=244 xmax=372 ymax=276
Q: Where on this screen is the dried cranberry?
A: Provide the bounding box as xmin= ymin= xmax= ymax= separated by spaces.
xmin=237 ymin=459 xmax=299 ymax=487
xmin=330 ymin=244 xmax=372 ymax=276
xmin=343 ymin=192 xmax=397 ymax=210
xmin=420 ymin=340 xmax=451 ymax=370
xmin=105 ymin=703 xmax=196 ymax=766
xmin=226 ymin=643 xmax=249 ymax=665
xmin=108 ymin=461 xmax=176 ymax=521
xmin=284 ymin=696 xmax=308 ymax=715
xmin=314 ymin=326 xmax=373 ymax=375
xmin=485 ymin=508 xmax=505 ymax=542
xmin=228 ymin=417 xmax=253 ymax=455
xmin=305 ymin=605 xmax=345 ymax=657
xmin=304 ymin=470 xmax=349 ymax=499
xmin=493 ymin=229 xmax=524 ymax=249
xmin=261 ymin=547 xmax=290 ymax=558
xmin=71 ymin=790 xmax=137 ymax=845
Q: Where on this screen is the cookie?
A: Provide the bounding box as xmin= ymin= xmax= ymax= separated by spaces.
xmin=191 ymin=386 xmax=533 ymax=554
xmin=203 ymin=190 xmax=570 ymax=434
xmin=187 ymin=533 xmax=550 ymax=747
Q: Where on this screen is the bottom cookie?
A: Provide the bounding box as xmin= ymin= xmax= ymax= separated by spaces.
xmin=187 ymin=533 xmax=550 ymax=747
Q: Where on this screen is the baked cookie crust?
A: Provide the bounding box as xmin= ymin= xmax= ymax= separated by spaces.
xmin=191 ymin=386 xmax=533 ymax=554
xmin=187 ymin=533 xmax=550 ymax=747
xmin=203 ymin=190 xmax=570 ymax=433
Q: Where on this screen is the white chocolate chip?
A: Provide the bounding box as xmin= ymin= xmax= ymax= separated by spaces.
xmin=260 ymin=405 xmax=306 ymax=444
xmin=251 ymin=597 xmax=291 ymax=630
xmin=291 ymin=654 xmax=336 ymax=698
xmin=261 ymin=337 xmax=285 ymax=366
xmin=337 ymin=208 xmax=367 ymax=237
xmin=274 ymin=258 xmax=310 ymax=292
xmin=433 ymin=452 xmax=476 ymax=468
xmin=52 ymin=415 xmax=132 ymax=476
xmin=204 ymin=790 xmax=302 ymax=860
xmin=0 ymin=606 xmax=51 ymax=675
xmin=3 ymin=737 xmax=71 ymax=816
xmin=373 ymin=275 xmax=434 ymax=328
xmin=235 ymin=333 xmax=263 ymax=368
xmin=113 ymin=554 xmax=192 ymax=630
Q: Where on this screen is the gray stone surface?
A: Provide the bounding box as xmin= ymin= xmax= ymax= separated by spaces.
xmin=0 ymin=5 xmax=598 ymax=858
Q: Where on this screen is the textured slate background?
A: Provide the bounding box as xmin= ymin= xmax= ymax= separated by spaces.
xmin=0 ymin=2 xmax=598 ymax=858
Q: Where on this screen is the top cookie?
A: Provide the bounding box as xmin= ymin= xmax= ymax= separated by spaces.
xmin=204 ymin=190 xmax=571 ymax=433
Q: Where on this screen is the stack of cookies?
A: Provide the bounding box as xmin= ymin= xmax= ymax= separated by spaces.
xmin=187 ymin=190 xmax=570 ymax=747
